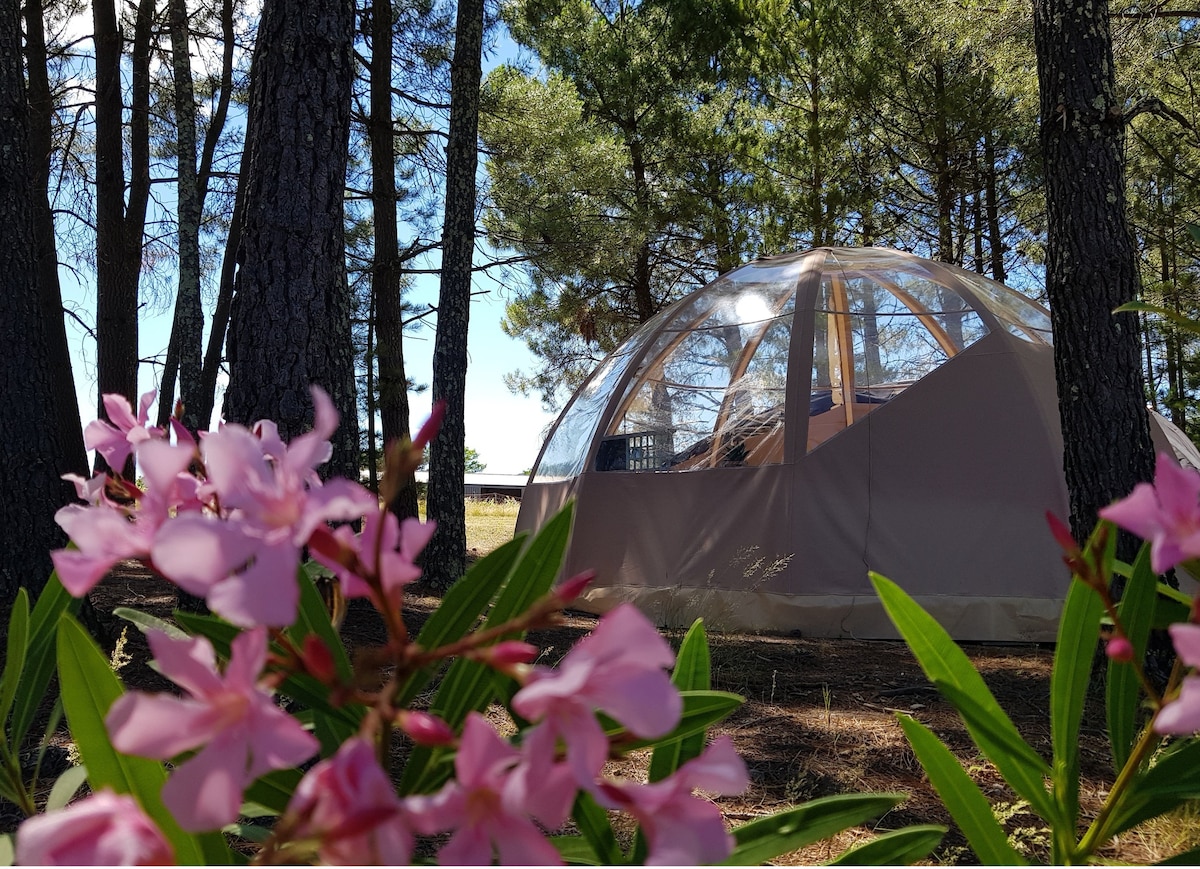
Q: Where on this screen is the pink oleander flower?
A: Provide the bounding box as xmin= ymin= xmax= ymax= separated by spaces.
xmin=63 ymin=471 xmax=108 ymax=505
xmin=310 ymin=510 xmax=435 ymax=613
xmin=51 ymin=438 xmax=200 ymax=597
xmin=16 ymin=789 xmax=173 ymax=866
xmin=51 ymin=501 xmax=156 ymax=596
xmin=286 ymin=737 xmax=414 ymax=865
xmin=1155 ymin=623 xmax=1200 ymax=734
xmin=1100 ymin=452 xmax=1200 ymax=574
xmin=151 ymin=386 xmax=376 ymax=627
xmin=512 ymin=603 xmax=682 ymax=786
xmin=596 ymin=735 xmax=749 ymax=866
xmin=85 ymin=389 xmax=161 ymax=471
xmin=409 ymin=713 xmax=572 ymax=865
xmin=106 ymin=627 xmax=318 ymax=831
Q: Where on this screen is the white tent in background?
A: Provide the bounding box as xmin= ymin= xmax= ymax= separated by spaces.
xmin=515 ymin=247 xmax=1200 ymax=642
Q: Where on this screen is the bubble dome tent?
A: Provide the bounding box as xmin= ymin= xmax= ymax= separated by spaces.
xmin=515 ymin=247 xmax=1200 ymax=641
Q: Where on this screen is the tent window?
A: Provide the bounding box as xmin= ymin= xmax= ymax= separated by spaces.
xmin=807 ymin=272 xmax=988 ymax=452
xmin=601 ymin=278 xmax=796 ymax=471
xmin=532 ymin=332 xmax=654 ymax=482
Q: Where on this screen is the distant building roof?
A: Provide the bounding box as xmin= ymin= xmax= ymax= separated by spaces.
xmin=413 ymin=472 xmax=529 ymax=487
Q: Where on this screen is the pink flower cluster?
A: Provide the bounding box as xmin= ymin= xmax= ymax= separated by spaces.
xmin=52 ymin=387 xmax=411 ymax=628
xmin=30 ymin=390 xmax=750 ymax=865
xmin=1099 ymin=453 xmax=1200 ymax=734
xmin=21 ymin=604 xmax=747 ymax=865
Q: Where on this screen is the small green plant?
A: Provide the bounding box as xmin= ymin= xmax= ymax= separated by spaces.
xmin=872 ymin=513 xmax=1200 ymax=865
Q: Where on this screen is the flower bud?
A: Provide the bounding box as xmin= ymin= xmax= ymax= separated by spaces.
xmin=169 ymin=416 xmax=197 ymax=448
xmin=302 ymin=635 xmax=338 ymax=684
xmin=485 ymin=641 xmax=539 ymax=666
xmin=1106 ymin=636 xmax=1135 ymax=663
xmin=554 ymin=570 xmax=595 ymax=606
xmin=414 ymin=401 xmax=446 ymax=450
xmin=308 ymin=526 xmax=357 ymax=572
xmin=395 ymin=710 xmax=455 ymax=746
xmin=1045 ymin=511 xmax=1079 ymax=556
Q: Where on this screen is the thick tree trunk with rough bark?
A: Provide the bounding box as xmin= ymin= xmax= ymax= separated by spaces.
xmin=0 ymin=0 xmax=73 ymax=597
xmin=189 ymin=0 xmax=239 ymax=432
xmin=1032 ymin=0 xmax=1155 ymax=547
xmin=24 ymin=0 xmax=86 ymax=476
xmin=371 ymin=0 xmax=419 ymax=521
xmin=224 ymin=0 xmax=359 ymax=481
xmin=425 ymin=0 xmax=484 ymax=588
xmin=94 ymin=0 xmax=153 ymax=473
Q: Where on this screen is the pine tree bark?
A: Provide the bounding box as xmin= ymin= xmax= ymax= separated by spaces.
xmin=24 ymin=0 xmax=86 ymax=476
xmin=191 ymin=0 xmax=239 ymax=432
xmin=425 ymin=0 xmax=485 ymax=588
xmin=158 ymin=0 xmax=204 ymax=435
xmin=93 ymin=0 xmax=153 ymax=473
xmin=0 ymin=0 xmax=73 ymax=597
xmin=224 ymin=0 xmax=359 ymax=481
xmin=371 ymin=0 xmax=419 ymax=521
xmin=1032 ymin=0 xmax=1155 ymax=546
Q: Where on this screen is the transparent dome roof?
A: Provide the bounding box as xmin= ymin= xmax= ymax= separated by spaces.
xmin=532 ymin=247 xmax=1053 ymax=482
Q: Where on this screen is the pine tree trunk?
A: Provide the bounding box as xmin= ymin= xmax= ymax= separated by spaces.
xmin=425 ymin=0 xmax=484 ymax=588
xmin=1032 ymin=0 xmax=1155 ymax=547
xmin=24 ymin=0 xmax=86 ymax=476
xmin=196 ymin=179 xmax=243 ymax=431
xmin=371 ymin=0 xmax=419 ymax=521
xmin=984 ymin=131 xmax=1006 ymax=283
xmin=0 ymin=0 xmax=73 ymax=598
xmin=94 ymin=0 xmax=153 ymax=473
xmin=92 ymin=0 xmax=138 ymax=462
xmin=191 ymin=0 xmax=239 ymax=432
xmin=159 ymin=0 xmax=204 ymax=435
xmin=224 ymin=0 xmax=359 ymax=481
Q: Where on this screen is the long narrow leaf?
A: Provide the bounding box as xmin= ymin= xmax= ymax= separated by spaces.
xmin=113 ymin=606 xmax=190 ymax=641
xmin=932 ymin=682 xmax=1052 ymax=780
xmin=56 ymin=615 xmax=216 ymax=864
xmin=549 ymin=835 xmax=602 ymax=865
xmin=605 ymin=691 xmax=743 ymax=751
xmin=1152 ymin=584 xmax=1191 ymax=630
xmin=1050 ymin=574 xmax=1105 ymax=829
xmin=243 ymin=768 xmax=304 ymax=816
xmin=640 ymin=623 xmax=720 ymax=866
xmin=870 ymin=573 xmax=1056 ymax=822
xmin=1157 ymin=844 xmax=1200 ymax=865
xmin=1104 ymin=741 xmax=1200 ymax=836
xmin=1107 ymin=545 xmax=1156 ymax=773
xmin=45 ymin=764 xmax=88 ymax=811
xmin=570 ymin=791 xmax=623 ymax=865
xmin=400 ymin=505 xmax=573 ymax=794
xmin=724 ymin=794 xmax=906 ymax=865
xmin=0 ymin=590 xmax=29 ymax=726
xmin=827 ymin=824 xmax=947 ymax=865
xmin=394 ymin=533 xmax=526 ymax=709
xmin=292 ymin=564 xmax=353 ymax=680
xmin=648 ymin=619 xmax=712 ymax=782
xmin=485 ymin=503 xmax=574 ymax=627
xmin=10 ymin=572 xmax=80 ymax=747
xmin=897 ymin=715 xmax=1025 ymax=865
xmin=1116 ymin=300 xmax=1200 ymax=336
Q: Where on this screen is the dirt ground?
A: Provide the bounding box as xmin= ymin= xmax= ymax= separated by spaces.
xmin=27 ymin=563 xmax=1182 ymax=864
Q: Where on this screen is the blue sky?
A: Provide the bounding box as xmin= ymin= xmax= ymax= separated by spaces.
xmin=62 ymin=265 xmax=559 ymax=477
xmin=60 ymin=23 xmax=560 ymax=477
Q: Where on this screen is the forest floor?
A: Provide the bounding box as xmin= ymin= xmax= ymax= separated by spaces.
xmin=68 ymin=558 xmax=1200 ymax=866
